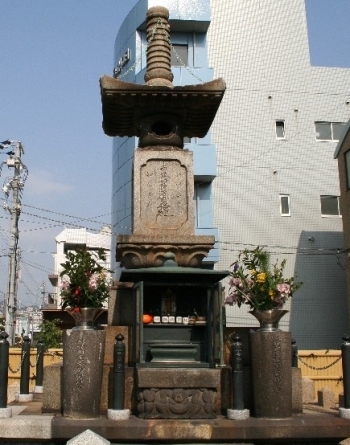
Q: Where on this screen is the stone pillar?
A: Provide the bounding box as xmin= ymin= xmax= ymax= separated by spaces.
xmin=63 ymin=329 xmax=105 ymax=419
xmin=250 ymin=331 xmax=292 ymax=418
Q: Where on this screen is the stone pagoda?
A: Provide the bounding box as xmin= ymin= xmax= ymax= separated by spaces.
xmin=100 ymin=6 xmax=228 ymax=419
xmin=100 ymin=5 xmax=225 ymax=270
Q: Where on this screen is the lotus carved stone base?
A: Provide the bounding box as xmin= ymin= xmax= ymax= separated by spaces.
xmin=137 ymin=388 xmax=216 ymax=419
xmin=116 ymin=235 xmax=215 ymax=269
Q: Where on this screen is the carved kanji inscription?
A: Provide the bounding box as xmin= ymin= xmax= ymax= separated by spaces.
xmin=140 ymin=159 xmax=188 ymax=229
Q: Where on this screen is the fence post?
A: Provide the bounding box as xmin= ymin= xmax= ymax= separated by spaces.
xmin=232 ymin=335 xmax=244 ymax=409
xmin=291 ymin=338 xmax=298 ymax=367
xmin=227 ymin=335 xmax=249 ymax=420
xmin=0 ymin=331 xmax=11 ymax=418
xmin=107 ymin=333 xmax=130 ymax=420
xmin=112 ymin=334 xmax=125 ymax=410
xmin=0 ymin=332 xmax=9 ymax=408
xmin=342 ymin=335 xmax=350 ymax=409
xmin=34 ymin=338 xmax=45 ymax=392
xmin=18 ymin=336 xmax=33 ymax=402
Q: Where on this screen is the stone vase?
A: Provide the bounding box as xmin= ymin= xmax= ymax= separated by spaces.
xmin=249 ymin=309 xmax=288 ymax=331
xmin=250 ymin=330 xmax=292 ymax=418
xmin=63 ymin=329 xmax=106 ymax=419
xmin=66 ymin=307 xmax=104 ymax=330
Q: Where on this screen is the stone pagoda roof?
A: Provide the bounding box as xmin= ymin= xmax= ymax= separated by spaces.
xmin=100 ymin=76 xmax=226 ymax=138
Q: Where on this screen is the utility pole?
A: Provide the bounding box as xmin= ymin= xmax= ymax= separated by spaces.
xmin=40 ymin=281 xmax=46 ymax=309
xmin=0 ymin=140 xmax=28 ymax=345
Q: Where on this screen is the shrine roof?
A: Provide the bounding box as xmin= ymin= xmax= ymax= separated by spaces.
xmin=119 ymin=266 xmax=229 ymax=285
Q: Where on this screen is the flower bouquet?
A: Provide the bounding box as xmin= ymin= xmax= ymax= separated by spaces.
xmin=60 ymin=248 xmax=112 ymax=311
xmin=224 ymin=246 xmax=302 ymax=310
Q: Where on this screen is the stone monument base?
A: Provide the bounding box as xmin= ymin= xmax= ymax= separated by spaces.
xmin=227 ymin=408 xmax=250 ymax=420
xmin=136 ymin=368 xmax=221 ymax=419
xmin=107 ymin=409 xmax=131 ymax=420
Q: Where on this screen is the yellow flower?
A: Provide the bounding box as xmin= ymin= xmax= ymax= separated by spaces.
xmin=256 ymin=272 xmax=266 ymax=283
xmin=250 ymin=269 xmax=257 ymax=275
xmin=268 ymin=290 xmax=275 ymax=299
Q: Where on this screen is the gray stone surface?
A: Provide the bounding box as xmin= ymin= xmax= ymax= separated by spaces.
xmin=136 ymin=368 xmax=221 ymax=419
xmin=303 ymin=377 xmax=316 ymax=403
xmin=63 ymin=329 xmax=106 ymax=419
xmin=42 ymin=363 xmax=62 ymax=413
xmin=116 ymin=147 xmax=215 ymax=269
xmin=137 ymin=367 xmax=220 ymax=388
xmin=292 ymin=367 xmax=303 ymax=413
xmin=250 ymin=330 xmax=292 ymax=418
xmin=0 ymin=415 xmax=53 ymax=439
xmin=0 ymin=407 xmax=12 ymax=418
xmin=107 ymin=408 xmax=131 ymax=420
xmin=339 ymin=408 xmax=350 ymax=419
xmin=67 ymin=429 xmax=110 ymax=444
xmin=7 ymin=383 xmax=19 ymax=403
xmin=16 ymin=394 xmax=33 ymax=403
xmin=133 ymin=149 xmax=194 ymax=236
xmin=108 ymin=284 xmax=133 ymax=325
xmin=318 ymin=387 xmax=336 ymax=409
xmin=227 ymin=408 xmax=250 ymax=420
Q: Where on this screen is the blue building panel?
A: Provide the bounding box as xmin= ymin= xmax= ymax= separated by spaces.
xmin=192 ymin=144 xmax=217 ymax=181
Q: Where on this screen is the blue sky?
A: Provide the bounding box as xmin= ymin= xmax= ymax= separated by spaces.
xmin=0 ymin=0 xmax=349 ymax=307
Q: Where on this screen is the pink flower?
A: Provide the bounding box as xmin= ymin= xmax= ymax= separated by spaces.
xmin=60 ymin=280 xmax=70 ymax=291
xmin=277 ymin=283 xmax=291 ymax=297
xmin=229 ymin=277 xmax=244 ymax=289
xmin=224 ymin=293 xmax=240 ymax=305
xmin=88 ymin=274 xmax=99 ymax=291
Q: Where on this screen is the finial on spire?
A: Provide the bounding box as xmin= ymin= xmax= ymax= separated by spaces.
xmin=144 ymin=6 xmax=174 ymax=87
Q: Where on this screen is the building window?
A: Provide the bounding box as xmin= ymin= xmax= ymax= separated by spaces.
xmin=320 ymin=195 xmax=341 ymax=216
xmin=280 ymin=194 xmax=290 ymax=216
xmin=276 ymin=120 xmax=285 ymax=139
xmin=171 ymin=44 xmax=188 ymax=66
xmin=315 ymin=122 xmax=346 ymax=142
xmin=345 ymin=150 xmax=350 ymax=189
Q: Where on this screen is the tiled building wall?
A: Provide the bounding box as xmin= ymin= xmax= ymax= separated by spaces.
xmin=112 ymin=0 xmax=350 ymax=348
xmin=207 ymin=0 xmax=350 ymax=348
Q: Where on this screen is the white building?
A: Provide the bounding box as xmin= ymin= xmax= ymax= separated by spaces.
xmin=111 ymin=0 xmax=350 ymax=348
xmin=49 ymin=226 xmax=112 ymax=308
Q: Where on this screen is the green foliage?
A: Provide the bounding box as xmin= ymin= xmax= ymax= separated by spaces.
xmin=60 ymin=248 xmax=111 ymax=309
xmin=37 ymin=319 xmax=62 ymax=349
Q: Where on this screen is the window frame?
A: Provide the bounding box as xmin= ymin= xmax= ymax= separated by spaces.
xmin=315 ymin=121 xmax=346 ymax=142
xmin=279 ymin=194 xmax=291 ymax=217
xmin=275 ymin=120 xmax=286 ymax=140
xmin=320 ymin=195 xmax=341 ymax=217
xmin=171 ymin=44 xmax=189 ymax=67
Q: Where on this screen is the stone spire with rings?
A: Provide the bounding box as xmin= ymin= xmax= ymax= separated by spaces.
xmin=144 ymin=6 xmax=174 ymax=87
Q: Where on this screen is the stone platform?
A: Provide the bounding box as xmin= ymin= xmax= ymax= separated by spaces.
xmin=2 ymin=394 xmax=350 ymax=444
